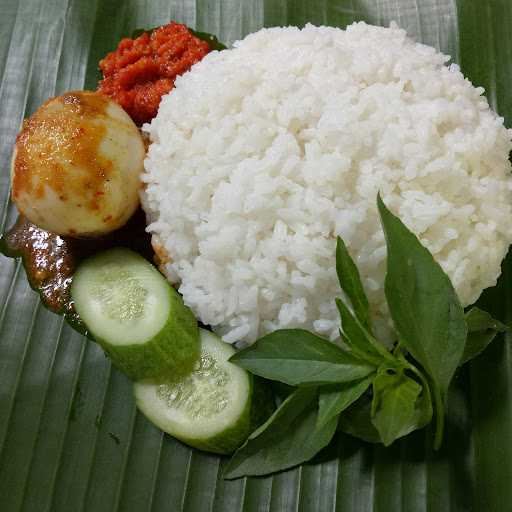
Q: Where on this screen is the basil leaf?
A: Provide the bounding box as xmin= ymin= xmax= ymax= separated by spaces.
xmin=336 ymin=236 xmax=371 ymax=330
xmin=465 ymin=306 xmax=508 ymax=332
xmin=338 ymin=392 xmax=381 ymax=444
xmin=224 ymin=387 xmax=337 ymax=479
xmin=377 ymin=194 xmax=467 ymax=396
xmin=230 ymin=329 xmax=375 ymax=386
xmin=335 ymin=298 xmax=394 ymax=363
xmin=461 ymin=307 xmax=509 ymax=365
xmin=370 ymin=368 xmax=431 ymax=446
xmin=317 ymin=375 xmax=374 ymax=429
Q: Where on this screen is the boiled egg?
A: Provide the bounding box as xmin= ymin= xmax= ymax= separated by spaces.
xmin=11 ymin=91 xmax=145 ymax=237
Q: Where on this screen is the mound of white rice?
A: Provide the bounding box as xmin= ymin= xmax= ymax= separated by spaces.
xmin=141 ymin=22 xmax=512 ymax=344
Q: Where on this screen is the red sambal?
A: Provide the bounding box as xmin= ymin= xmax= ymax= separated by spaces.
xmin=98 ymin=22 xmax=210 ymax=125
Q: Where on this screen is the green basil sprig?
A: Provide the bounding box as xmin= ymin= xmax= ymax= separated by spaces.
xmin=225 ymin=195 xmax=508 ymax=479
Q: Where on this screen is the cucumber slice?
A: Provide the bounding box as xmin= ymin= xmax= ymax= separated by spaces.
xmin=71 ymin=248 xmax=199 ymax=380
xmin=134 ymin=329 xmax=274 ymax=454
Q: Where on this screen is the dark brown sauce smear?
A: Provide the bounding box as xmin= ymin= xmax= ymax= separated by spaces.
xmin=0 ymin=208 xmax=152 ymax=336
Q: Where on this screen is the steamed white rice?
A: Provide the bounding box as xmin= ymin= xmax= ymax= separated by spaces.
xmin=141 ymin=22 xmax=512 ymax=344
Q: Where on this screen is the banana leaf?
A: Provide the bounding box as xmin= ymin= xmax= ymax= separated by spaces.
xmin=1 ymin=0 xmax=511 ymax=510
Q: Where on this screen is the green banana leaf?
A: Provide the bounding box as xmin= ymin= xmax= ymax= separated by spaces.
xmin=1 ymin=0 xmax=511 ymax=510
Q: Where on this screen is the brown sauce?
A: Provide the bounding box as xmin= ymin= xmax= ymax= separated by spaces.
xmin=0 ymin=209 xmax=153 ymax=336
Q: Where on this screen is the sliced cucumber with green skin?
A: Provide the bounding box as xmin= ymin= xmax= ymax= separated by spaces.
xmin=134 ymin=329 xmax=275 ymax=454
xmin=71 ymin=248 xmax=199 ymax=380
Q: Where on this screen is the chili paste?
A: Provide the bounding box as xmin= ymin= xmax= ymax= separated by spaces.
xmin=97 ymin=22 xmax=211 ymax=125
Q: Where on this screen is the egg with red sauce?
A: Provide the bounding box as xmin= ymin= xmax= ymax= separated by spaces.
xmin=10 ymin=91 xmax=144 ymax=237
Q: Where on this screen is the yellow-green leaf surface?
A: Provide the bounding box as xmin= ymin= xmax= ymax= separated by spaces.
xmin=1 ymin=1 xmax=511 ymax=510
